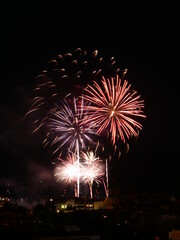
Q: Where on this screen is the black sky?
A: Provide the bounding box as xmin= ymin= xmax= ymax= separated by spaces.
xmin=1 ymin=3 xmax=180 ymax=197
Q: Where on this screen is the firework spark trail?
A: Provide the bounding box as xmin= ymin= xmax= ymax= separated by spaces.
xmin=105 ymin=159 xmax=109 ymax=197
xmin=83 ymin=74 xmax=146 ymax=145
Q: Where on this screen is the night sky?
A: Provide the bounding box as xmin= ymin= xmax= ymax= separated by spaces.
xmin=1 ymin=3 xmax=180 ymax=198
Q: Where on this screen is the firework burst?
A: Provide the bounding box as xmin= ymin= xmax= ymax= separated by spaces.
xmin=54 ymin=150 xmax=106 ymax=198
xmin=81 ymin=151 xmax=105 ymax=198
xmin=24 ymin=47 xmax=146 ymax=199
xmin=46 ymin=95 xmax=97 ymax=155
xmin=54 ymin=152 xmax=78 ymax=196
xmin=54 ymin=152 xmax=78 ymax=184
xmin=24 ymin=47 xmax=125 ymax=162
xmin=83 ymin=74 xmax=146 ymax=145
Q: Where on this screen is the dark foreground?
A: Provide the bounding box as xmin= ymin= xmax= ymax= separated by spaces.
xmin=1 ymin=195 xmax=180 ymax=240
